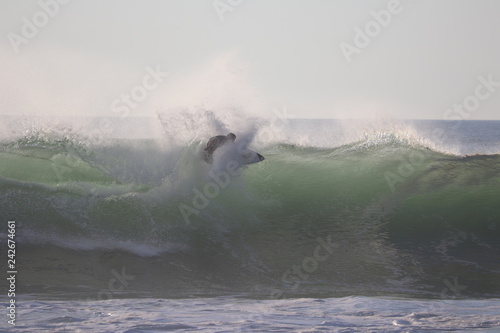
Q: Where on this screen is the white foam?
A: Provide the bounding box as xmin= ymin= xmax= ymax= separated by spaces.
xmin=20 ymin=229 xmax=187 ymax=257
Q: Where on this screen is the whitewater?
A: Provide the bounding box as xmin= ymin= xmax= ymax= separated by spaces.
xmin=0 ymin=113 xmax=499 ymax=332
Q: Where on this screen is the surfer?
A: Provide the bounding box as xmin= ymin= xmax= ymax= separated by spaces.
xmin=203 ymin=133 xmax=236 ymax=164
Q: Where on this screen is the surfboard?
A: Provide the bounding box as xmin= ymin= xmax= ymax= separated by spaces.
xmin=202 ymin=146 xmax=264 ymax=165
xmin=241 ymin=148 xmax=265 ymax=165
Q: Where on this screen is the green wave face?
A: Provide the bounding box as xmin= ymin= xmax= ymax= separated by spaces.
xmin=1 ymin=137 xmax=499 ymax=298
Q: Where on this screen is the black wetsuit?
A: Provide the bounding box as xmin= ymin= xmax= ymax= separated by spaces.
xmin=203 ymin=135 xmax=233 ymax=163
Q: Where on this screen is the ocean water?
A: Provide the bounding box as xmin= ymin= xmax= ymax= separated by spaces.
xmin=0 ymin=114 xmax=499 ymax=332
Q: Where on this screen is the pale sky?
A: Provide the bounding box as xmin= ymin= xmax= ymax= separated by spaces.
xmin=1 ymin=0 xmax=500 ymax=120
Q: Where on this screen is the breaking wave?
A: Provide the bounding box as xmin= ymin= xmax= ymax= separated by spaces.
xmin=1 ymin=115 xmax=499 ymax=299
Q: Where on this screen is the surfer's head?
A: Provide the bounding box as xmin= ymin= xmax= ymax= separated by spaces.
xmin=227 ymin=133 xmax=236 ymax=141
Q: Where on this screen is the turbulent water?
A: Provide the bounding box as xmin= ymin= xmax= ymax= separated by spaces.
xmin=0 ymin=116 xmax=499 ymax=331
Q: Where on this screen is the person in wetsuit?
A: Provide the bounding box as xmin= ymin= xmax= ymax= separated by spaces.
xmin=203 ymin=133 xmax=236 ymax=164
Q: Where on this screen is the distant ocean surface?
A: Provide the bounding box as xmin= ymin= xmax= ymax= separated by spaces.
xmin=1 ymin=115 xmax=499 ymax=332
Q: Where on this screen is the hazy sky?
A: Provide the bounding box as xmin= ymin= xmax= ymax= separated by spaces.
xmin=1 ymin=0 xmax=500 ymax=120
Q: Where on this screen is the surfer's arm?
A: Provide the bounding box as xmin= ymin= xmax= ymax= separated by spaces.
xmin=205 ymin=136 xmax=226 ymax=153
xmin=205 ymin=138 xmax=216 ymax=152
